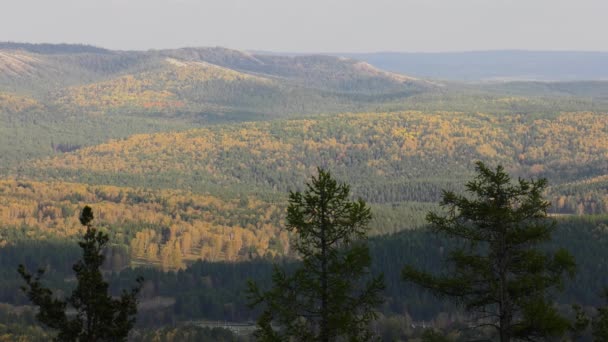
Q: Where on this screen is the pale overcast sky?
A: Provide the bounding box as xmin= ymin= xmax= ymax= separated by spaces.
xmin=1 ymin=0 xmax=606 ymax=52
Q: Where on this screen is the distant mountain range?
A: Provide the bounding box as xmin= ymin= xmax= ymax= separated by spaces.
xmin=339 ymin=50 xmax=608 ymax=81
xmin=0 ymin=42 xmax=430 ymax=100
xmin=0 ymin=42 xmax=436 ymax=166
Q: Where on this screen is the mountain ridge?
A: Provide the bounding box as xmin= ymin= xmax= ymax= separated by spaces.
xmin=0 ymin=43 xmax=433 ymax=114
xmin=340 ymin=50 xmax=608 ymax=81
xmin=0 ymin=43 xmax=426 ymax=89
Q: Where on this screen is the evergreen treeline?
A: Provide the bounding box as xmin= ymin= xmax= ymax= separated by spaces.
xmin=1 ymin=217 xmax=607 ymax=326
xmin=3 ymin=167 xmax=608 ymax=340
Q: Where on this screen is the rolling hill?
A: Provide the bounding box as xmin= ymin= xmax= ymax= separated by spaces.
xmin=0 ymin=43 xmax=431 ymax=98
xmin=26 ymin=111 xmax=608 ymax=214
xmin=5 ymin=108 xmax=607 ymax=273
xmin=0 ymin=43 xmax=435 ymax=122
xmin=4 ymin=44 xmax=608 ymax=170
xmin=0 ymin=43 xmax=439 ymax=168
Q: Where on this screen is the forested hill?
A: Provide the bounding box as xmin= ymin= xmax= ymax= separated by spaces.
xmin=0 ymin=43 xmax=434 ymax=127
xmin=4 ymin=43 xmax=608 ymax=170
xmin=0 ymin=43 xmax=430 ymax=98
xmin=0 ymin=43 xmax=435 ymax=167
xmin=27 ymin=111 xmax=608 ymax=214
xmin=3 ymin=109 xmax=606 ymax=274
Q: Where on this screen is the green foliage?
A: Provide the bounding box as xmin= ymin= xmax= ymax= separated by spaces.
xmin=0 ymin=44 xmax=430 ymax=168
xmin=18 ymin=206 xmax=143 ymax=341
xmin=248 ymin=169 xmax=384 ymax=341
xmin=403 ymin=162 xmax=576 ymax=341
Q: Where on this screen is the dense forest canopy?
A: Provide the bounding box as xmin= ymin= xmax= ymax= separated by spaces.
xmin=1 ymin=43 xmax=608 ymax=340
xmin=22 ymin=111 xmax=608 ymax=213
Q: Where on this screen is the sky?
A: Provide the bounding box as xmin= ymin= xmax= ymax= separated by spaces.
xmin=1 ymin=0 xmax=607 ymax=52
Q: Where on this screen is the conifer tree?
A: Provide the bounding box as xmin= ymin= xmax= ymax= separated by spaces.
xmin=18 ymin=206 xmax=143 ymax=342
xmin=248 ymin=168 xmax=384 ymax=341
xmin=403 ymin=162 xmax=575 ymax=342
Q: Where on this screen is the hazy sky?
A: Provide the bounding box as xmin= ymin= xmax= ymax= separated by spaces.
xmin=1 ymin=0 xmax=607 ymax=52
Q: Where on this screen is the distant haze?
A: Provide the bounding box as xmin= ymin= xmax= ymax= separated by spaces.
xmin=1 ymin=0 xmax=607 ymax=52
xmin=343 ymin=51 xmax=608 ymax=81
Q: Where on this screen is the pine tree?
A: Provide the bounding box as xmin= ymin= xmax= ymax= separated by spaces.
xmin=18 ymin=206 xmax=143 ymax=342
xmin=248 ymin=168 xmax=384 ymax=341
xmin=403 ymin=162 xmax=576 ymax=342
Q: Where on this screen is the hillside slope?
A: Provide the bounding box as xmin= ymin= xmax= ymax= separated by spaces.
xmin=0 ymin=43 xmax=430 ymax=97
xmin=27 ymin=111 xmax=608 ymax=214
xmin=0 ymin=43 xmax=435 ymax=167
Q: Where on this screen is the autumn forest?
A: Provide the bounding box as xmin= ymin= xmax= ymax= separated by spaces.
xmin=1 ymin=43 xmax=608 ymax=341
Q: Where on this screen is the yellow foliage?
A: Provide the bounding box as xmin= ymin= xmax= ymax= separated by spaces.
xmin=0 ymin=179 xmax=286 ymax=269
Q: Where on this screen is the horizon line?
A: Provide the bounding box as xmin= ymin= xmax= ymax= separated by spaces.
xmin=2 ymin=41 xmax=608 ymax=55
